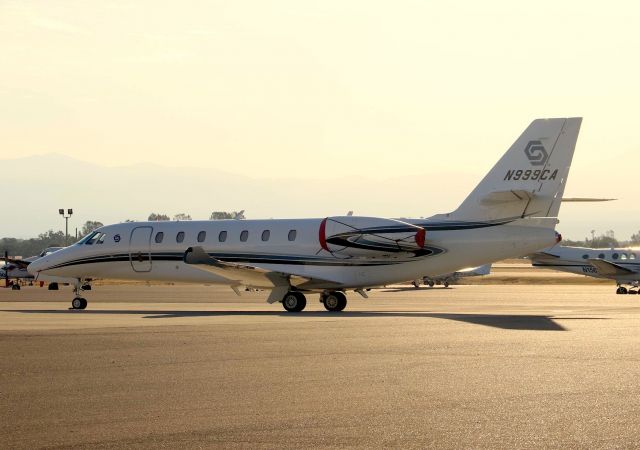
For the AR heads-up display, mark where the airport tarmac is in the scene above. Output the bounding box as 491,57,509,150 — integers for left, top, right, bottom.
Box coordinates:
2,283,640,448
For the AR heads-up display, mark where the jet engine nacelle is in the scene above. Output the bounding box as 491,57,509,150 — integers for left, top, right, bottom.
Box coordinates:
319,216,426,257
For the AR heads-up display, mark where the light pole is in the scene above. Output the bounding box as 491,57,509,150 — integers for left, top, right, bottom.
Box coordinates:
59,209,73,245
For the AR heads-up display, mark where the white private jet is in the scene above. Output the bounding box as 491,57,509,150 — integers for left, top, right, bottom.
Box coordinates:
412,264,492,288
28,117,582,311
529,245,640,294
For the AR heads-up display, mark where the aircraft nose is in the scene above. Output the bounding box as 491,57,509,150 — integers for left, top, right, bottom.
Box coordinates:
27,258,47,276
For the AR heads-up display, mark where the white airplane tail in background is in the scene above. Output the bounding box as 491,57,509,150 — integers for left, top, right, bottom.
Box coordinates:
447,117,582,225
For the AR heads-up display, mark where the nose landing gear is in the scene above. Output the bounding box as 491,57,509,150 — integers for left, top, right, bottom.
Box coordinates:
70,281,90,310
71,297,87,309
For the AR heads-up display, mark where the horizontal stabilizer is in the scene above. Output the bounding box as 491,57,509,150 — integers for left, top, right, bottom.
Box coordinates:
562,198,617,202
587,259,637,276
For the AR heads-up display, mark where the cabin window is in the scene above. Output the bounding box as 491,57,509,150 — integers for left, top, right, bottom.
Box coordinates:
155,232,164,243
176,231,185,243
598,253,605,259
240,230,249,242
218,231,227,242
613,253,619,260
97,234,106,245
631,254,637,260
261,230,270,241
197,231,206,242
288,229,297,241
621,253,628,260
582,254,589,259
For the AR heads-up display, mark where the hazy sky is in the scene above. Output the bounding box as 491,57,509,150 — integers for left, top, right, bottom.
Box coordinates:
2,1,639,239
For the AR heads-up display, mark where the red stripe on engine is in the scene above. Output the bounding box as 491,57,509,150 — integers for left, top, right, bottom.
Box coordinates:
319,218,329,251
415,227,426,248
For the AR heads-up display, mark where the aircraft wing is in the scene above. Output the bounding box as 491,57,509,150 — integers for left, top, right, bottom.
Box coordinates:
183,247,342,300
527,251,560,263
0,257,30,270
587,259,637,277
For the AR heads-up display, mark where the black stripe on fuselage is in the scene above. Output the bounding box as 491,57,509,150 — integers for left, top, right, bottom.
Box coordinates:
46,248,444,271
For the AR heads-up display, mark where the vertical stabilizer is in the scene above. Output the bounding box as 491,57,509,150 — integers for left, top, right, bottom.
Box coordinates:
449,118,582,224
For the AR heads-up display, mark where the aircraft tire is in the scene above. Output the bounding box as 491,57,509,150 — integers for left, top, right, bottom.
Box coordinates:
629,290,638,295
12,284,20,290
444,281,450,288
72,297,83,309
617,287,628,295
427,281,435,288
282,292,306,312
412,281,420,289
48,282,59,291
323,292,347,312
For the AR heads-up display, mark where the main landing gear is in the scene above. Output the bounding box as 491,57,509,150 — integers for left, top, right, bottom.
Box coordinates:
280,291,348,312
321,291,347,312
282,291,307,312
70,282,90,310
616,286,638,295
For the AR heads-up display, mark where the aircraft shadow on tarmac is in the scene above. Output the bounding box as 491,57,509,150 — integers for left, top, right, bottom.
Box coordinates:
3,309,609,331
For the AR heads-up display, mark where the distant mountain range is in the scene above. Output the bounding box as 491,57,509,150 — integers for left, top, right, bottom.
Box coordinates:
1,153,473,238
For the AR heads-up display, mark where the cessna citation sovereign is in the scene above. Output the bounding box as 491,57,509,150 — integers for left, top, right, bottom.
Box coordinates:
29,117,582,311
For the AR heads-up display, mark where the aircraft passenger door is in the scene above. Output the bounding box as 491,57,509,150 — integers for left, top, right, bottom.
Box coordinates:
129,226,152,272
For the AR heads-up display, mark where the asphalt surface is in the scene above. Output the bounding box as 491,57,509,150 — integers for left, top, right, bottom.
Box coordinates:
2,283,640,448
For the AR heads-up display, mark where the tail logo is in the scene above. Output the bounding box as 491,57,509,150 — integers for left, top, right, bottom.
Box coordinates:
524,140,548,166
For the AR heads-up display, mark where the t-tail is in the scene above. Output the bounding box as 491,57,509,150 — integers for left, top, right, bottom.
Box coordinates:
445,117,582,227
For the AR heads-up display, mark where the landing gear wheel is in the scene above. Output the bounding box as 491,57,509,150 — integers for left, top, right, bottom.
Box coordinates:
617,287,628,295
427,281,435,288
444,281,450,288
11,284,20,290
48,282,59,291
282,292,306,312
412,281,420,289
71,297,87,310
322,292,347,312
629,290,638,295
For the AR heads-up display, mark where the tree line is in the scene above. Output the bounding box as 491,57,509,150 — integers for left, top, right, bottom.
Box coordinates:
1,212,244,257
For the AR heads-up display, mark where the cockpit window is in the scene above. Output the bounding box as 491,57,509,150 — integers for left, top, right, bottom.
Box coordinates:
85,232,102,245
97,234,106,244
76,231,99,245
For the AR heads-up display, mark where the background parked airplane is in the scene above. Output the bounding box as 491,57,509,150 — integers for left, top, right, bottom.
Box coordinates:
529,245,640,294
28,118,582,311
412,264,492,288
2,247,67,290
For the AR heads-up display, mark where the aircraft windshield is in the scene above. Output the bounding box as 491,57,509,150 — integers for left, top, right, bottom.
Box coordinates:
75,231,99,245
